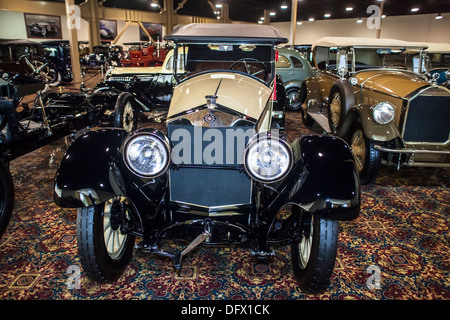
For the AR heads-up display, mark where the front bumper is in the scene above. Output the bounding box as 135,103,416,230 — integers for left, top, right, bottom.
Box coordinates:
374,145,450,167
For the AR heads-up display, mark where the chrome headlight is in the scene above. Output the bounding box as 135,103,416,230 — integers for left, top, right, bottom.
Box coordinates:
123,131,170,178
243,132,293,183
372,102,395,124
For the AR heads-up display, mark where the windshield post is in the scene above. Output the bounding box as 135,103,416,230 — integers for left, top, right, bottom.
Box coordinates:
419,48,428,74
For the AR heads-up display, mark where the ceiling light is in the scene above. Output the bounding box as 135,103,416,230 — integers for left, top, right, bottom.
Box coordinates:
324,13,331,18
260,17,265,20
357,18,363,23
215,4,222,8
435,13,443,19
411,8,419,12
382,15,386,18
309,18,315,22
258,20,263,24
297,21,302,25
270,12,276,16
150,1,158,8
346,7,353,11
281,2,288,9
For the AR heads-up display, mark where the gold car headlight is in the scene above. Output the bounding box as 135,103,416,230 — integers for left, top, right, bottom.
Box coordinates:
372,102,395,125
123,131,171,178
243,132,293,183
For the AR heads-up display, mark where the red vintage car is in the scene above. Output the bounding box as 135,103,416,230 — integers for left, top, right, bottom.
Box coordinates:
120,42,167,67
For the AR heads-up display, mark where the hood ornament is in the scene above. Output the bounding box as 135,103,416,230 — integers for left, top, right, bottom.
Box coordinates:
204,95,218,124
205,95,218,109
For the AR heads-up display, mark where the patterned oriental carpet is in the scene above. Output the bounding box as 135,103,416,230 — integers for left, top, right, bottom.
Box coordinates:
0,82,448,301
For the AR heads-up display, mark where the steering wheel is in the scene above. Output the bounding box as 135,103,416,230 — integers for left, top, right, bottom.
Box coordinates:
230,58,268,80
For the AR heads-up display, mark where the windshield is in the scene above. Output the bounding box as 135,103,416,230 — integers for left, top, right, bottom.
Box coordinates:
428,53,450,69
354,48,421,71
174,42,274,84
316,46,423,73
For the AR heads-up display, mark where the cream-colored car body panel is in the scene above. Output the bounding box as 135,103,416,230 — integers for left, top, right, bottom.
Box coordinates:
168,71,273,122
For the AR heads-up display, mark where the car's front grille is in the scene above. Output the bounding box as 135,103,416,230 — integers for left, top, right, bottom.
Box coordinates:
169,167,251,208
108,76,132,82
107,75,154,82
403,93,450,143
167,123,253,209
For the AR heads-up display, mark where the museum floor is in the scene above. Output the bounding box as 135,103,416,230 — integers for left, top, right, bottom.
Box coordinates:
0,70,448,300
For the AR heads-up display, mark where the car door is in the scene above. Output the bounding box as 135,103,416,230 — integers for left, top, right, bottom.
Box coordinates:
314,46,339,105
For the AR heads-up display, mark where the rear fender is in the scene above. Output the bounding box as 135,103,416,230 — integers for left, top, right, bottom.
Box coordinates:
289,134,360,221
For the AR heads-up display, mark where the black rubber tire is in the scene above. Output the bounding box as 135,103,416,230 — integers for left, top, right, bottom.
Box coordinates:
0,159,14,239
348,122,382,185
113,92,137,133
291,211,339,293
77,200,135,282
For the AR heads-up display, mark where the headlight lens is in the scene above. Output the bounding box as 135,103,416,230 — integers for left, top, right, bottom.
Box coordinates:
124,132,170,178
372,102,395,124
243,132,293,183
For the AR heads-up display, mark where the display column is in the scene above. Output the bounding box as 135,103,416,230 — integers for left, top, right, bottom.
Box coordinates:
65,0,82,88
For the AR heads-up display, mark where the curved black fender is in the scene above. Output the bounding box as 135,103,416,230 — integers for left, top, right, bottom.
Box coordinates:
54,127,129,208
289,134,360,221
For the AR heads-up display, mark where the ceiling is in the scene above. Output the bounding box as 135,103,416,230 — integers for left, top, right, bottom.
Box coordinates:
66,0,450,23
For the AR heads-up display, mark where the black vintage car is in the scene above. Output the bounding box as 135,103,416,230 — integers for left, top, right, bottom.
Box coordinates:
81,45,123,70
41,40,74,83
0,71,139,239
54,24,360,293
0,39,60,86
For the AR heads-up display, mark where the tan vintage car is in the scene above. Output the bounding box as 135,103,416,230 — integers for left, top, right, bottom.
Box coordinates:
303,36,450,184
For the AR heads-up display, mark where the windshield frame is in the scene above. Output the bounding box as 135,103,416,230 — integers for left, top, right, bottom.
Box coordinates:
171,41,277,86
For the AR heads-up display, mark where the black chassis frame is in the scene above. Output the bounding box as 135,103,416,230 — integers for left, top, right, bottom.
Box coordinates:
0,71,140,163
54,24,360,270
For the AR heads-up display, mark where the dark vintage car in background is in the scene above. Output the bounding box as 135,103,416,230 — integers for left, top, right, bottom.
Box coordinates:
0,39,60,86
81,45,123,70
54,23,361,293
41,40,74,83
303,37,450,184
0,70,139,240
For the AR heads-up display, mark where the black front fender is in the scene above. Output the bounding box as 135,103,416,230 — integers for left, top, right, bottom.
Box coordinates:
54,127,129,207
289,134,360,221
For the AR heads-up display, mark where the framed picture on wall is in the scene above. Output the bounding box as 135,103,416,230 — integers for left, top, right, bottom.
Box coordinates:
139,23,162,42
100,20,117,41
24,13,62,39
